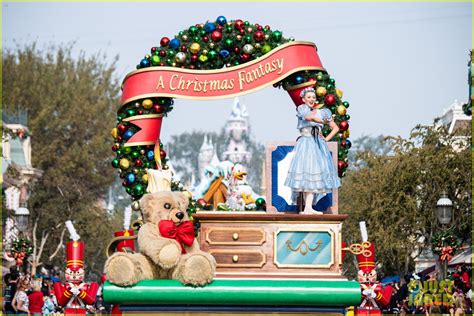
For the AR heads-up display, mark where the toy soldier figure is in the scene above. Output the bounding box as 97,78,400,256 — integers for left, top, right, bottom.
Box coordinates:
54,221,98,315
355,242,393,316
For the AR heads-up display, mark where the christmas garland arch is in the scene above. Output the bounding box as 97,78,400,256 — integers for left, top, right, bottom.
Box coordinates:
111,16,352,201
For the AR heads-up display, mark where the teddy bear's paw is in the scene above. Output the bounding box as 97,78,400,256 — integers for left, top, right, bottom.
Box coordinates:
179,254,215,287
104,253,141,286
157,243,181,269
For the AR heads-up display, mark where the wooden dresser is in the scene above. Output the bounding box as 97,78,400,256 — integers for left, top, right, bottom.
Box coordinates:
193,212,348,279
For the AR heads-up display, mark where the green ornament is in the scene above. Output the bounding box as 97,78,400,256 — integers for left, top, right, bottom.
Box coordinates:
244,21,250,26
217,204,227,211
255,197,266,209
198,55,208,63
131,151,140,159
226,25,233,33
343,101,350,108
111,158,119,168
117,115,123,122
272,30,282,42
133,184,144,196
326,84,333,90
144,161,150,168
193,36,200,42
345,114,351,120
189,25,198,35
233,61,240,66
126,187,132,194
261,44,271,54
224,38,234,47
199,29,207,37
123,146,132,154
208,50,218,60
167,50,175,57
151,55,161,66
329,78,336,84
159,98,166,105
116,149,122,155
127,109,136,117
244,35,252,43
178,31,184,36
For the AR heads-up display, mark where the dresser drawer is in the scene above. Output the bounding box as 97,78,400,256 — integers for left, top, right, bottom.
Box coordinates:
205,227,265,245
209,249,266,268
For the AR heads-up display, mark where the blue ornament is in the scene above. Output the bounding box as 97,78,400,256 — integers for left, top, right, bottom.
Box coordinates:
345,139,352,149
219,49,230,59
204,22,216,33
140,58,150,68
294,75,304,84
126,173,136,184
216,16,227,26
146,150,155,161
169,38,180,50
123,130,134,140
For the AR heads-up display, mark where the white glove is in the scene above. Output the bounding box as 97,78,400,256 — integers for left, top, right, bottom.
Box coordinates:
362,289,371,296
71,286,80,295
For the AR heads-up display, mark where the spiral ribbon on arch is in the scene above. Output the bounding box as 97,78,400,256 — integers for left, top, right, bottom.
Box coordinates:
121,41,325,149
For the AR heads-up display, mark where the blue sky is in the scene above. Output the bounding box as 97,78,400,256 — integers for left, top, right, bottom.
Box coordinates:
3,2,471,145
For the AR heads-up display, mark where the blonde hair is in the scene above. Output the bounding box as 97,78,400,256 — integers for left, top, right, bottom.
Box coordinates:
31,279,42,292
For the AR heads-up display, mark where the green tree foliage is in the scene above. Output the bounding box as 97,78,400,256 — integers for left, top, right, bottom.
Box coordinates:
340,124,471,279
3,43,121,276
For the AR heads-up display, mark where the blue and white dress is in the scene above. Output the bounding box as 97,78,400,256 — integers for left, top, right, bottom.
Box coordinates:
284,104,341,201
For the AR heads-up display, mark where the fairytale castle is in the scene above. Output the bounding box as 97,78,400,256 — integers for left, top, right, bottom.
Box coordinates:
197,97,252,178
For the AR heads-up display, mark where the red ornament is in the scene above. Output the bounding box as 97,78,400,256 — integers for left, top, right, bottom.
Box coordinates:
151,47,157,53
257,25,263,31
339,121,349,131
337,161,348,171
189,65,196,69
233,47,240,54
122,181,128,187
159,50,167,57
117,136,123,143
117,124,127,133
160,37,170,47
135,159,143,167
217,25,223,31
234,19,244,30
308,78,317,82
324,94,336,106
137,110,143,115
180,45,187,52
159,62,165,67
254,31,264,42
191,54,198,63
197,198,207,207
112,145,117,152
153,105,164,113
211,30,222,42
240,53,250,62
203,36,209,43
265,25,271,30
160,149,167,159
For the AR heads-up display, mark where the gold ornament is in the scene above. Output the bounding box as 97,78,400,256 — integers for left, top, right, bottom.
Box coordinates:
247,27,253,33
199,23,204,28
236,35,242,41
264,34,270,40
336,88,344,98
209,42,215,49
190,42,201,54
119,158,130,170
255,43,261,49
142,174,148,184
133,168,139,175
202,49,208,55
131,201,141,211
343,130,350,138
145,54,150,58
171,62,176,67
336,105,347,116
182,35,188,41
140,149,145,155
182,191,193,199
111,128,118,139
316,87,327,97
141,99,153,109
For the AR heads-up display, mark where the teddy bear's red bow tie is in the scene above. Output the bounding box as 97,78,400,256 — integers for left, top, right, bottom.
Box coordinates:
158,220,195,253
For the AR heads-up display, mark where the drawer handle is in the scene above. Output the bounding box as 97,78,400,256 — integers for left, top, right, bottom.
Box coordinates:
232,233,239,241
232,255,239,263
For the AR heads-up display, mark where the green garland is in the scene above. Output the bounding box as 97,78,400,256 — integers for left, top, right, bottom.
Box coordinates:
112,16,352,200
11,237,33,256
431,229,460,256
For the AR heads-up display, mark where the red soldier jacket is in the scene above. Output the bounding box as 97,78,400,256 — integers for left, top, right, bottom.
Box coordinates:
54,281,99,308
359,282,393,310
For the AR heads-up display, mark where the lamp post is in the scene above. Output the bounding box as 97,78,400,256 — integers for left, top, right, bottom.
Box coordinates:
436,192,453,279
14,205,30,233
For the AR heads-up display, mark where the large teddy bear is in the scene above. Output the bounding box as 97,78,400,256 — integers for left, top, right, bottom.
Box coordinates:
104,191,216,286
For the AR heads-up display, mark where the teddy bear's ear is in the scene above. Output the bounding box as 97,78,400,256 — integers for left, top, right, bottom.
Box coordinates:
173,192,189,210
139,193,160,221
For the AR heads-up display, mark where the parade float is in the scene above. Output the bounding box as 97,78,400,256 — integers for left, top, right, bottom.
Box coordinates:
103,16,366,315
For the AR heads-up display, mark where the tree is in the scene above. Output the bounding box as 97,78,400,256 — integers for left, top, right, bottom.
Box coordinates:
2,43,121,276
340,124,471,279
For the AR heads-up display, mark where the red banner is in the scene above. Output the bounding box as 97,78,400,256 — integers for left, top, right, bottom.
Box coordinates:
121,41,325,105
122,114,163,147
